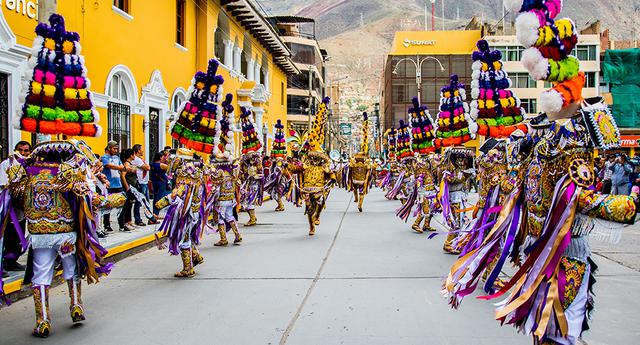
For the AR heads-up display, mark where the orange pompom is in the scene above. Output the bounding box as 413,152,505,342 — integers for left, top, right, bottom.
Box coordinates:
21,118,38,132
60,121,82,136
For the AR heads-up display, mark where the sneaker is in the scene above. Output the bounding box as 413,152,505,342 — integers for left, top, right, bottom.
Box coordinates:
135,221,146,227
105,227,115,233
119,225,133,232
97,231,107,238
147,219,159,225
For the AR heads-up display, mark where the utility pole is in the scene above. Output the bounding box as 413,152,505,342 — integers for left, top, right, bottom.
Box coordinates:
424,1,428,31
308,66,313,132
442,0,445,31
36,0,58,144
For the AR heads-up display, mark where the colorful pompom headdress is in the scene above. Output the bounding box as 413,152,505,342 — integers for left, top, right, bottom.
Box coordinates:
470,40,528,138
434,75,477,148
239,106,263,156
171,59,225,154
408,96,435,155
212,93,237,162
270,119,287,160
396,120,413,160
507,0,584,117
302,97,330,154
16,14,101,138
385,126,398,161
359,112,370,156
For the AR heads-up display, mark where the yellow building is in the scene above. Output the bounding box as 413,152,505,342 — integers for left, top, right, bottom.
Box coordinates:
0,0,298,161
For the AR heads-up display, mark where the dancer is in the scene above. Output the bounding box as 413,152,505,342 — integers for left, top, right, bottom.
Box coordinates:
238,106,264,227
265,120,291,212
299,98,335,236
160,58,229,277
210,94,242,246
348,113,374,212
4,14,111,337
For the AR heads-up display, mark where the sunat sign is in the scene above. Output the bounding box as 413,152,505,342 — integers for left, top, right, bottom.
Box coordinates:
2,0,38,20
403,38,436,48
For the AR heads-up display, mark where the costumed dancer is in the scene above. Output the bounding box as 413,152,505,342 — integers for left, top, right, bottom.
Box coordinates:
438,148,475,254
238,107,264,226
3,14,112,337
378,126,397,191
348,112,374,212
434,75,477,254
160,59,227,277
397,97,439,233
265,119,291,212
447,1,636,343
386,120,413,201
299,97,335,236
210,94,243,246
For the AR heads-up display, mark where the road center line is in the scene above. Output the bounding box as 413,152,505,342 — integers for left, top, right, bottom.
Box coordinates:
278,194,352,345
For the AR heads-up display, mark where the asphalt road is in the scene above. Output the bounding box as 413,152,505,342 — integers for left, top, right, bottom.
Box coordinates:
0,189,638,344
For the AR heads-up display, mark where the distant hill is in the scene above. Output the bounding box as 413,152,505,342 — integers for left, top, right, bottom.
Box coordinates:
259,0,638,101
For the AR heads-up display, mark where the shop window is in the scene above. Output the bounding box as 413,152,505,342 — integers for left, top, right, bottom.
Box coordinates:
176,0,186,47
113,0,130,13
521,98,538,114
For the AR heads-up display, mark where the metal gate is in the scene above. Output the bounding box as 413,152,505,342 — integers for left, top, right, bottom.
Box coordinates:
108,101,131,149
0,73,9,160
148,108,160,157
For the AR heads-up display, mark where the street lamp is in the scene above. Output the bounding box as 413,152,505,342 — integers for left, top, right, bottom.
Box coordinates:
392,55,445,104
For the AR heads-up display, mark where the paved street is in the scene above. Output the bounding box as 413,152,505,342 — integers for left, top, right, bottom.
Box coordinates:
1,189,639,344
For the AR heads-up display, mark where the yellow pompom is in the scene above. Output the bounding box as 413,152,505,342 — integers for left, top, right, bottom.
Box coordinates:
62,41,74,54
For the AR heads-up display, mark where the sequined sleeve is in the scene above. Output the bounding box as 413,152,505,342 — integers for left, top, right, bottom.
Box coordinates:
578,189,636,224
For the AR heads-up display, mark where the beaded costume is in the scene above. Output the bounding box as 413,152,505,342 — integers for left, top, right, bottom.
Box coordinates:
265,120,291,212
1,14,111,338
239,106,264,226
348,113,374,212
299,98,335,236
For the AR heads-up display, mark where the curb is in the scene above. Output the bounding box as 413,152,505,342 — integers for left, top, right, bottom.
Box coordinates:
4,233,159,304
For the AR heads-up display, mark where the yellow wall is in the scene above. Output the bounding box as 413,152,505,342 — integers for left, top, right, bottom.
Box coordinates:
3,0,289,155
390,31,482,56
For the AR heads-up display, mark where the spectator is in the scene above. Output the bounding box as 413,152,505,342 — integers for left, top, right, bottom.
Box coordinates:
0,141,31,274
120,149,140,231
610,154,633,195
150,152,171,218
101,141,132,232
131,144,158,226
600,155,615,194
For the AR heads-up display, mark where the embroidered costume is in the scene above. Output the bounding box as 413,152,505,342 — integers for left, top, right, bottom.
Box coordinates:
348,113,374,212
2,14,111,338
298,98,335,236
238,106,264,226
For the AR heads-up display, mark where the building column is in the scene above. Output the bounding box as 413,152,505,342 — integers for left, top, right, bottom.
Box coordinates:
224,39,234,67
247,58,255,80
253,107,265,134
254,63,261,84
233,47,242,73
264,70,270,90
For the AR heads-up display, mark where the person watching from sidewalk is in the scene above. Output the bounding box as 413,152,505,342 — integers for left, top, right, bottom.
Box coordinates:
150,152,171,219
131,144,158,226
121,149,141,231
610,154,633,195
0,141,31,275
101,141,131,232
601,154,615,194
